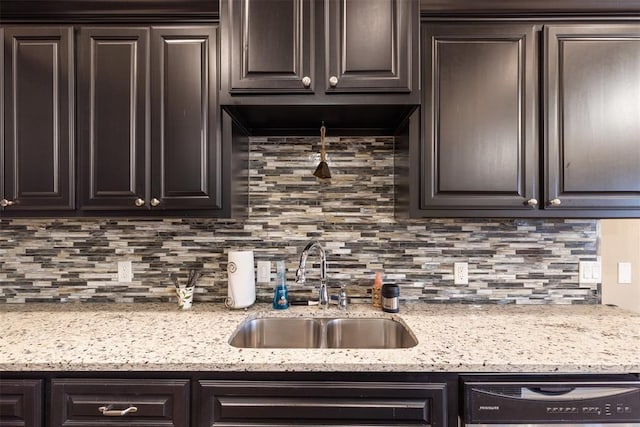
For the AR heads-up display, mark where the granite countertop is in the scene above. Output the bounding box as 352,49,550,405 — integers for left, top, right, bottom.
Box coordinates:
1,303,639,373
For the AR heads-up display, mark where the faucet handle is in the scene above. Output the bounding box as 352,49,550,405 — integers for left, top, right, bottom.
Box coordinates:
295,267,306,284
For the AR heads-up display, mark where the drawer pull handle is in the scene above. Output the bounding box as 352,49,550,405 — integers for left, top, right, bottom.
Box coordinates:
98,405,138,416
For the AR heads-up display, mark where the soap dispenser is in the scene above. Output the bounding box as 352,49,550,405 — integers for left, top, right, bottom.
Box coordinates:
272,260,289,310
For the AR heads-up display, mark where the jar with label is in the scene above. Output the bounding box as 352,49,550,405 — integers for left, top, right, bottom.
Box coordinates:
381,284,399,313
371,272,383,308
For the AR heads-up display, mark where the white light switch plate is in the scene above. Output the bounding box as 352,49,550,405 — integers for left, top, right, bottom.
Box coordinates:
579,261,601,284
618,262,632,284
257,260,271,283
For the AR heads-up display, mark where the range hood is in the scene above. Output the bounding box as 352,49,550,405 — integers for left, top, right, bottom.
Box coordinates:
222,104,418,136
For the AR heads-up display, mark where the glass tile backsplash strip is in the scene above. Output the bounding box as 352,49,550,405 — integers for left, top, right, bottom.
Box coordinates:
0,136,599,304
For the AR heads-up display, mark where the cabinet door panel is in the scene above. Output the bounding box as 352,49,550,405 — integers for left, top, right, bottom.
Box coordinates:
2,26,74,212
545,25,640,210
196,380,447,427
151,26,221,210
227,0,314,93
422,24,538,210
50,379,188,427
78,27,148,211
325,0,416,93
0,379,43,427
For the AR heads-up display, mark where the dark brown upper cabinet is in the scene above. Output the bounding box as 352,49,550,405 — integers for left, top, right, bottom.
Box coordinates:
225,0,315,94
220,0,419,100
1,26,75,214
77,27,148,212
78,25,227,215
150,26,223,212
544,24,640,213
325,0,414,93
412,23,538,217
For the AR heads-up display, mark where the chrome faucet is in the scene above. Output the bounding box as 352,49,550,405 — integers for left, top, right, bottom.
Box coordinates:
295,240,329,308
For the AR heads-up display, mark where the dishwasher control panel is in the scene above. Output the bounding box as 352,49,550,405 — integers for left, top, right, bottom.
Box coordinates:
464,381,640,424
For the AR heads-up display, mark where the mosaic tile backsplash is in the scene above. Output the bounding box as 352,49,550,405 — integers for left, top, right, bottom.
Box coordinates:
0,136,600,304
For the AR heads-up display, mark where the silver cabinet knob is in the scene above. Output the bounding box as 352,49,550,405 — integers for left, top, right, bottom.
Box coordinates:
329,76,338,87
150,198,160,207
527,198,538,207
302,76,311,88
549,198,562,206
134,198,145,207
0,199,15,207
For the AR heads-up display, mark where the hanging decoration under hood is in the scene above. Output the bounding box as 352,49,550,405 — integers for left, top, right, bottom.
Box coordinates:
313,122,331,179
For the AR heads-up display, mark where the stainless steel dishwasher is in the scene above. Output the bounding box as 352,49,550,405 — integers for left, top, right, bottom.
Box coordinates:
463,380,640,427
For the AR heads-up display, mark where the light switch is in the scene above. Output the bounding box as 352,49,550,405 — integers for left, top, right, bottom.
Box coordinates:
579,261,601,284
618,262,632,284
257,261,271,283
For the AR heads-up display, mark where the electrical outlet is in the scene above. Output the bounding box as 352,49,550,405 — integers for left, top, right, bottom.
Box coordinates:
618,262,632,284
257,260,271,283
454,262,468,285
579,261,601,284
117,260,133,283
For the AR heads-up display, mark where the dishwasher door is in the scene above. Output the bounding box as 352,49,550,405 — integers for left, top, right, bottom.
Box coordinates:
464,381,640,427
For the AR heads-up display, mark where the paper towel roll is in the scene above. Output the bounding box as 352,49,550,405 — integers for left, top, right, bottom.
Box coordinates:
226,250,256,309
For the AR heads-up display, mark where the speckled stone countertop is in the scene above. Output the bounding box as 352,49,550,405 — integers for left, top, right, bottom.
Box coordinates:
1,303,638,373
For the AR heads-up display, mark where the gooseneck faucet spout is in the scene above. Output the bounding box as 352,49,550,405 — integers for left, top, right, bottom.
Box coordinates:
295,240,329,308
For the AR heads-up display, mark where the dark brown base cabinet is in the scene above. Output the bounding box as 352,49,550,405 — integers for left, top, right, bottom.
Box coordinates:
0,379,43,427
196,380,448,427
50,379,189,427
0,376,451,427
404,21,640,218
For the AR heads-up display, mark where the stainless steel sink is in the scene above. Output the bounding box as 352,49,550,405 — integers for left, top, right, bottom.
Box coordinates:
229,316,417,349
228,318,322,348
325,318,417,349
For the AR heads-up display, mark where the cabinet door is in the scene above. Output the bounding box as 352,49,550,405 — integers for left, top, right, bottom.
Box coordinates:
2,26,74,212
325,0,417,93
150,26,221,211
77,27,149,211
420,24,538,213
0,379,43,427
50,378,189,427
545,25,640,211
196,380,447,427
225,0,315,93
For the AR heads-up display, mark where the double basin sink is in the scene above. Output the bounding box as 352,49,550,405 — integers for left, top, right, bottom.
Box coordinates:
229,316,418,349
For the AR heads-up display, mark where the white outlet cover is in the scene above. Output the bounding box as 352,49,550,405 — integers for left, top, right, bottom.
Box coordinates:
117,260,133,283
454,262,469,285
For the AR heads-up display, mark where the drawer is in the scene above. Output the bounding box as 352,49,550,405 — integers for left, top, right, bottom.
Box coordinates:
196,380,448,426
50,378,188,427
0,379,43,427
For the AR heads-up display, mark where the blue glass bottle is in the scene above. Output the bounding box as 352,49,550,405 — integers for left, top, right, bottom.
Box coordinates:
272,260,289,310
